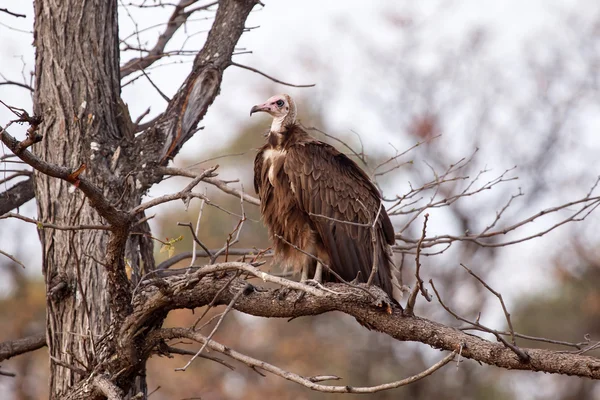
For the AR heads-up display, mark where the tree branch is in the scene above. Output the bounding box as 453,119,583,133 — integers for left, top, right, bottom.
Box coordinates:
1,212,110,231
135,0,259,170
158,166,260,205
130,269,600,380
0,8,26,18
0,178,34,214
120,0,214,78
0,127,130,227
0,333,46,362
231,62,316,88
155,328,456,393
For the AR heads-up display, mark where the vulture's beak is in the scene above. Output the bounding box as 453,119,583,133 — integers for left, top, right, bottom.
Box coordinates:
250,104,266,116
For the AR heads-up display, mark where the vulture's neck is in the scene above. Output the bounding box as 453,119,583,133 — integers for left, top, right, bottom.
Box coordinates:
267,122,303,148
270,116,286,134
268,112,296,147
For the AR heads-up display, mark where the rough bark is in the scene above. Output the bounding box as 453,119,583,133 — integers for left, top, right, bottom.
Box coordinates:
32,0,135,397
138,269,600,380
23,0,258,398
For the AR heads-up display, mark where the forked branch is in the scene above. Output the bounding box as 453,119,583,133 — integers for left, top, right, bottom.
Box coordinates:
155,328,456,393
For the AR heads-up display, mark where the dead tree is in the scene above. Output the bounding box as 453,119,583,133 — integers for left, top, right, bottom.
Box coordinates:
1,1,600,399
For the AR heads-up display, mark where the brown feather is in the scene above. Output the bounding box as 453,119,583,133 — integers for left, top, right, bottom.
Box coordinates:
254,124,398,301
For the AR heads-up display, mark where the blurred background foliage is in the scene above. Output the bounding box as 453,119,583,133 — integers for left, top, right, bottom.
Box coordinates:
1,1,600,399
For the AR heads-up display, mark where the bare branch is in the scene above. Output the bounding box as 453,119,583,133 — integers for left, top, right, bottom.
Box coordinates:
405,214,431,315
429,279,530,362
175,285,249,371
158,166,260,205
1,212,110,231
394,187,600,251
304,125,367,167
460,263,517,345
165,346,234,370
367,201,384,286
231,62,316,88
0,333,46,362
120,0,215,78
159,328,455,393
460,327,590,350
0,80,33,91
0,175,34,215
1,127,130,227
0,8,26,18
0,248,26,268
156,248,272,269
0,369,16,377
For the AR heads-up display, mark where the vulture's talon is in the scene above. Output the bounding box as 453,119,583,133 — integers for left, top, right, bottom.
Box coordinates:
277,287,291,300
277,287,306,302
301,279,321,287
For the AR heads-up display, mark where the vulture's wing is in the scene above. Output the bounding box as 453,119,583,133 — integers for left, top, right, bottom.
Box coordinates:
284,141,395,285
253,148,264,196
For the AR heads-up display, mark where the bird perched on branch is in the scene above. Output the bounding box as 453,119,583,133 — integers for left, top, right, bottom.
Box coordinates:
250,94,402,303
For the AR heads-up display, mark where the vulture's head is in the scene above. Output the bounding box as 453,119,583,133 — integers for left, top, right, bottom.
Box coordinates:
250,94,297,133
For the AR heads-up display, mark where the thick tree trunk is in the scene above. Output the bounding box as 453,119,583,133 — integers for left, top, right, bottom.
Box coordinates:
32,1,146,397
25,0,257,397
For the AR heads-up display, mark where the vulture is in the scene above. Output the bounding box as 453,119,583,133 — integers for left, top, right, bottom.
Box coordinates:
250,94,401,303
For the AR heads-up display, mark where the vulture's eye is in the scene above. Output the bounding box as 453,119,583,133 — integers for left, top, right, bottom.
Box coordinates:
275,100,285,107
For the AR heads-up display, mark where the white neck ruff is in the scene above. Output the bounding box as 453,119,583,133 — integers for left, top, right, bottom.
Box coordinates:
271,116,285,133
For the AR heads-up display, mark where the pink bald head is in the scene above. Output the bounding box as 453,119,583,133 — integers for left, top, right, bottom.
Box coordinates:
250,94,297,133
250,94,295,117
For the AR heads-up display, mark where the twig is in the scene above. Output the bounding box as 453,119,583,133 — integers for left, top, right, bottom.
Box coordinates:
158,166,260,206
0,80,33,92
209,187,247,263
156,248,273,269
375,135,441,172
366,201,384,286
49,355,87,376
460,327,590,350
304,126,367,167
189,192,207,267
0,369,16,377
192,272,240,329
138,68,170,102
1,212,110,230
231,62,316,88
162,328,456,393
132,192,208,214
0,8,26,18
178,221,212,263
460,263,516,345
185,151,246,168
429,279,530,362
405,214,431,315
165,346,234,370
175,285,249,371
0,249,26,268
